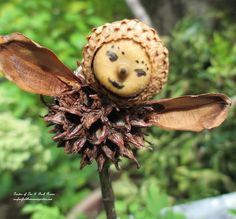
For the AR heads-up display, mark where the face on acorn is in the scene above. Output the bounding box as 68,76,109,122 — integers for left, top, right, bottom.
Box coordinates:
93,40,152,97
82,19,169,104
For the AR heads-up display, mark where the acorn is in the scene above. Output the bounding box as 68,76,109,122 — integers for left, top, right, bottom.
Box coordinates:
82,19,169,105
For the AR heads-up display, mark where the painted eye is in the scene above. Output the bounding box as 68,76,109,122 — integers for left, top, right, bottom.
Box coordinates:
106,50,118,62
135,69,146,77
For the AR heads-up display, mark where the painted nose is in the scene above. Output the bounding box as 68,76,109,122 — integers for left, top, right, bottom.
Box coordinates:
117,65,129,81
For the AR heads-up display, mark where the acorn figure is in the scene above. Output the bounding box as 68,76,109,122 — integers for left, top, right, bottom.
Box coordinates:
0,19,231,171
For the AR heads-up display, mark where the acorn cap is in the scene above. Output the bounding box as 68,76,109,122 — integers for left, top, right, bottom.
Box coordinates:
82,19,169,105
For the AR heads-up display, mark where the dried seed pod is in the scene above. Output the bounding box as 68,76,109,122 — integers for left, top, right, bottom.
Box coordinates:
82,19,169,105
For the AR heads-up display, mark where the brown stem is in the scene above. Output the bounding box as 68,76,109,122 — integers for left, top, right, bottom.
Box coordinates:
98,164,117,219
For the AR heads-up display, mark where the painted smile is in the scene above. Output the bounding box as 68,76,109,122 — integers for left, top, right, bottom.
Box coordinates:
108,78,124,89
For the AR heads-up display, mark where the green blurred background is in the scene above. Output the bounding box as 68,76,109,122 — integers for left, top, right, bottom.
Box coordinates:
0,0,235,218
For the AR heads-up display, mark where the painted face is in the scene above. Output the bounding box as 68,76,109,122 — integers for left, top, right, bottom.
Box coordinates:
93,39,152,97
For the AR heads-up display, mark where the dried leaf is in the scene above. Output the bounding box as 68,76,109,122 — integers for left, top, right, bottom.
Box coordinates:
0,33,80,96
145,93,231,132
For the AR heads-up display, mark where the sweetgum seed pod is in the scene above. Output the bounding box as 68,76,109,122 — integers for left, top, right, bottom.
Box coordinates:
82,19,169,105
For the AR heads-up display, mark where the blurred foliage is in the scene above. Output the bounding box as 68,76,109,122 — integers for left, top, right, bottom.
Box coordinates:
0,0,236,219
0,111,50,172
229,208,236,216
111,177,186,219
22,204,65,219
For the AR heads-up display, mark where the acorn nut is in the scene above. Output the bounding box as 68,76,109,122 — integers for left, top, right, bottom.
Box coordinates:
83,19,169,104
93,40,152,97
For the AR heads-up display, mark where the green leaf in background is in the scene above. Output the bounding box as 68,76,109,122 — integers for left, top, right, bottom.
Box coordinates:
22,204,65,219
228,208,236,216
137,180,186,218
142,181,168,217
0,112,50,172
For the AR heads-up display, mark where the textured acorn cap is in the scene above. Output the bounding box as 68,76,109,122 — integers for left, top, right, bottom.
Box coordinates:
82,19,169,105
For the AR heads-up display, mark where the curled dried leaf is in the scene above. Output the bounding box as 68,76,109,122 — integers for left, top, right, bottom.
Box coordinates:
0,33,80,96
144,93,231,132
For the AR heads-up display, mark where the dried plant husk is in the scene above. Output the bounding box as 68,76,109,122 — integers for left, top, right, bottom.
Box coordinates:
44,75,152,171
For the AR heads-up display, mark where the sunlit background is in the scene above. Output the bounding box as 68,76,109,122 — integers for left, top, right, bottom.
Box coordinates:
0,0,236,218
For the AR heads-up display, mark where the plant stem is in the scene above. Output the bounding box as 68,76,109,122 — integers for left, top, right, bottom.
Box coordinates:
98,164,117,219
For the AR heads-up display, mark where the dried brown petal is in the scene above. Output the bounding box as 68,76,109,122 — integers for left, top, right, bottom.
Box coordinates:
0,33,80,96
145,93,231,132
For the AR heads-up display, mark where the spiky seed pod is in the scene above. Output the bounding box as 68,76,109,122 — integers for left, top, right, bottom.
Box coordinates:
82,19,169,105
44,75,153,171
